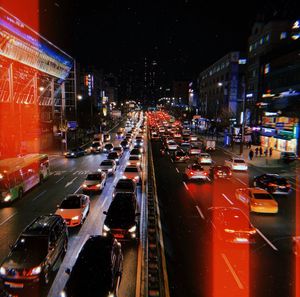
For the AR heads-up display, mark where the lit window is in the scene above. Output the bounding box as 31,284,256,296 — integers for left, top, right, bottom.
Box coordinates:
266,34,270,42
292,20,300,29
249,45,253,52
264,64,270,75
259,38,263,45
280,32,287,39
238,59,247,64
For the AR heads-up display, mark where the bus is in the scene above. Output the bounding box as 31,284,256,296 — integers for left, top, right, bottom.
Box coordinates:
0,154,50,204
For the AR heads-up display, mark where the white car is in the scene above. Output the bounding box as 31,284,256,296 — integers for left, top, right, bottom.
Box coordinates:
184,164,210,181
123,165,142,183
225,157,248,171
55,194,90,227
127,155,141,167
99,159,117,175
189,145,201,156
198,153,212,164
167,141,178,151
82,172,107,192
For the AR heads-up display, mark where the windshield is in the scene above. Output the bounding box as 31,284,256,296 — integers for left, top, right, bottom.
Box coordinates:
129,156,139,160
14,236,48,252
60,197,81,209
86,174,101,181
191,165,202,171
116,182,134,190
101,161,113,166
125,167,138,172
253,193,273,200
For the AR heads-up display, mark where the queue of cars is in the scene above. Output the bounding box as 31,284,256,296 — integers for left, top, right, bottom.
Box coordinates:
0,112,146,296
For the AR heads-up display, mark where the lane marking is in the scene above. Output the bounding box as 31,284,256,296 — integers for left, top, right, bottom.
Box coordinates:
255,228,278,251
222,193,234,205
33,190,47,201
183,181,189,191
74,185,82,194
195,205,205,220
235,177,247,186
65,177,78,188
221,253,244,289
55,176,65,184
175,167,179,173
0,212,17,226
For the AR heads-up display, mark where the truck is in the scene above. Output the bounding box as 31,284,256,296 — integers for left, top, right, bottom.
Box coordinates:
204,139,216,151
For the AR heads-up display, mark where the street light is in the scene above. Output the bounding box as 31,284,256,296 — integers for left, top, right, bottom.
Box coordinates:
77,95,83,100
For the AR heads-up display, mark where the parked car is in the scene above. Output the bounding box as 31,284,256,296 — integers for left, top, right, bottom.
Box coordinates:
225,157,248,171
189,145,201,156
103,194,139,241
64,147,85,158
0,215,68,290
206,207,256,244
235,187,278,214
82,172,107,193
253,174,291,194
56,194,90,227
61,235,122,297
99,160,117,175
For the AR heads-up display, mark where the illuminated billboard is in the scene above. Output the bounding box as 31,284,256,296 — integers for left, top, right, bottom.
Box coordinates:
0,6,73,79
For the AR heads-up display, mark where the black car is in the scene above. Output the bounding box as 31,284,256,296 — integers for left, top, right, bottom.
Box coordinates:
90,141,102,154
120,140,129,150
133,143,143,153
0,215,68,291
61,236,122,297
107,152,120,165
103,194,139,241
130,148,142,158
280,152,298,163
253,174,291,194
113,179,137,196
103,143,114,153
65,147,85,158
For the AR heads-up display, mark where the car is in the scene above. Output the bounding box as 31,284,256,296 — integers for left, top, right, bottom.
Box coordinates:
210,165,232,179
280,152,298,163
0,215,68,290
198,153,212,164
113,146,124,157
103,193,139,240
113,178,137,196
133,143,144,153
183,163,210,181
172,150,189,162
82,172,107,193
134,135,144,145
151,131,160,141
90,141,102,153
225,157,248,171
127,155,142,167
99,160,117,175
116,131,124,139
56,194,90,227
107,152,120,165
64,147,85,158
235,187,278,214
167,141,178,151
189,145,201,156
253,174,291,194
189,135,198,142
123,165,142,183
180,142,191,152
130,148,142,159
206,207,256,244
61,235,122,297
103,143,114,153
120,140,129,150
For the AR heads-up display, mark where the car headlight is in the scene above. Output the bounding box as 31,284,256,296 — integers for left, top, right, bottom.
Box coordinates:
0,267,6,276
31,265,42,275
60,290,67,297
4,194,11,202
97,168,102,172
71,153,75,156
122,175,126,178
137,162,140,166
72,216,79,221
96,183,101,188
134,175,139,180
127,161,131,165
103,224,110,231
128,225,137,233
224,228,235,233
116,159,119,162
82,184,87,188
108,168,112,172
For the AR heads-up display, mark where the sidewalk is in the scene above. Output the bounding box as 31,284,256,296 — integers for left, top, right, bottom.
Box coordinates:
197,132,294,169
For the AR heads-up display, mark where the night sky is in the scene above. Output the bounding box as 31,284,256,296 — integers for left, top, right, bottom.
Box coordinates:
29,0,300,81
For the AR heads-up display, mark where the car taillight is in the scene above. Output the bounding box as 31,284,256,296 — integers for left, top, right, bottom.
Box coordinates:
286,184,291,187
176,156,179,159
204,172,208,176
189,171,194,175
268,183,277,187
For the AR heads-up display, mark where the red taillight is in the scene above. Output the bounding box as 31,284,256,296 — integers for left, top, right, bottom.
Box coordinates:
204,172,208,176
286,184,291,187
190,171,194,175
268,183,277,187
176,156,179,159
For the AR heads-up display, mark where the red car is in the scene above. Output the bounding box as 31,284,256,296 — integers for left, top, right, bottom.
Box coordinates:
210,165,232,179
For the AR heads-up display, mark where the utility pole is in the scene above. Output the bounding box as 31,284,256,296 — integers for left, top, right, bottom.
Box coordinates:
239,77,246,155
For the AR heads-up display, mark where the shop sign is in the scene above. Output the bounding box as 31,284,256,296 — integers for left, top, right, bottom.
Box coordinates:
276,122,284,128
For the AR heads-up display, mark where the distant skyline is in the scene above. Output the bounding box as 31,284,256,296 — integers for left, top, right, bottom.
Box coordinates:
1,0,299,81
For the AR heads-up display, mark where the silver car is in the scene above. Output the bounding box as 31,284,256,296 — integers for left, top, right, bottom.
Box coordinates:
99,159,117,175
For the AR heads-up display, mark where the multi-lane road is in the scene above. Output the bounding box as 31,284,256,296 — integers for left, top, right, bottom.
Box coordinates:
151,139,299,297
0,123,145,297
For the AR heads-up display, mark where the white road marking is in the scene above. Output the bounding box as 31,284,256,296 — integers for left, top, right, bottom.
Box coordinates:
55,176,65,184
0,213,17,226
175,168,179,173
183,181,189,191
222,193,234,205
235,177,247,186
33,190,47,201
74,185,82,194
195,205,205,220
65,177,78,188
255,228,278,251
221,253,244,289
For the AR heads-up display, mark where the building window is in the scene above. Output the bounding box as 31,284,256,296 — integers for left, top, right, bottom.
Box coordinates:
264,64,270,75
280,32,287,39
249,45,253,52
259,38,264,45
266,34,270,42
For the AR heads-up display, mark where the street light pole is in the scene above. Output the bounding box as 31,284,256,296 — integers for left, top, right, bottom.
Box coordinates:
239,78,246,155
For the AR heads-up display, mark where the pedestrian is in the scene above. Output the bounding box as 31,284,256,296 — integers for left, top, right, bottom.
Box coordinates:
249,149,254,160
269,147,273,157
259,147,263,157
255,147,259,157
264,148,268,157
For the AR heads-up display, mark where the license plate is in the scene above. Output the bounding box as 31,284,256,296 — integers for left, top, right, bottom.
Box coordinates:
114,234,124,238
5,282,24,288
